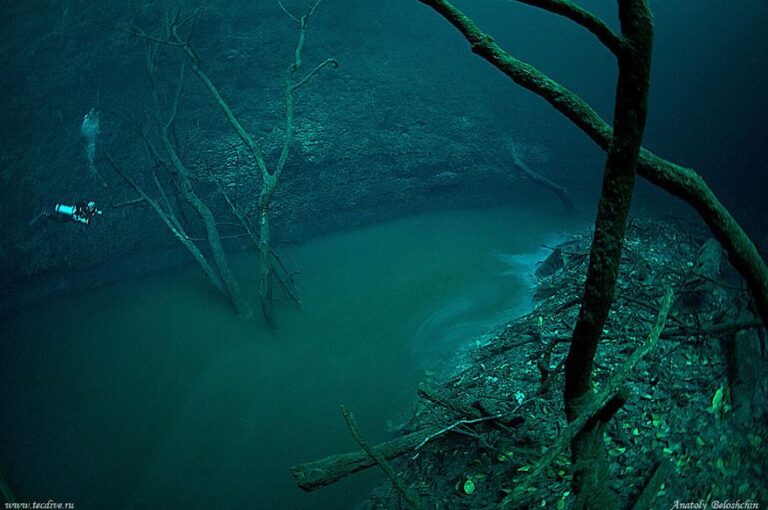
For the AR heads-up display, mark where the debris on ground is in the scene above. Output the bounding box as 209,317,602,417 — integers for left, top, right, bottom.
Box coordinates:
294,217,768,509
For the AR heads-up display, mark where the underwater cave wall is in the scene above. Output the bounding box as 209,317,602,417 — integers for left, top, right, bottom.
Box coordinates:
0,0,603,309
3,0,768,309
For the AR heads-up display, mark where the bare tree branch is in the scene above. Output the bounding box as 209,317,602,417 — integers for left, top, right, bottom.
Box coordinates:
509,142,575,214
293,58,339,91
123,2,336,326
105,152,227,296
417,0,768,327
513,0,624,55
341,406,424,510
278,1,301,23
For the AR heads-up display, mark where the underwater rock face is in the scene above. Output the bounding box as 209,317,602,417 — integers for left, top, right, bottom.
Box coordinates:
1,0,595,303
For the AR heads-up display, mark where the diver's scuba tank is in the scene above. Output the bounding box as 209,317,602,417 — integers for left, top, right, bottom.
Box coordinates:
54,204,76,218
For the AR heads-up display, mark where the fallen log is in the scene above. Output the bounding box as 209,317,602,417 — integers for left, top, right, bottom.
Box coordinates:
291,425,441,492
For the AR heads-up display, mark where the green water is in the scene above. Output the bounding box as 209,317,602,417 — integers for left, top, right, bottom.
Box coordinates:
0,206,568,509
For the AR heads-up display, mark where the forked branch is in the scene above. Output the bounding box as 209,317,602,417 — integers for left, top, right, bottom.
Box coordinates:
417,0,768,327
513,0,624,55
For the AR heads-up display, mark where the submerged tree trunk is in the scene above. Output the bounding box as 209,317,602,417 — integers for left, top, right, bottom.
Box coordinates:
258,200,275,329
563,1,653,506
115,29,254,319
160,134,253,319
125,3,337,329
107,153,229,300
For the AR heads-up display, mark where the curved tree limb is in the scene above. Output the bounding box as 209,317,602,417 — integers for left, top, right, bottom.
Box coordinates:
513,0,624,55
292,58,339,92
417,0,768,327
341,406,424,510
509,142,575,214
105,152,227,297
278,1,301,23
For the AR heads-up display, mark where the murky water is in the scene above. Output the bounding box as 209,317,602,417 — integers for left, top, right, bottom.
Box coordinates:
0,206,568,509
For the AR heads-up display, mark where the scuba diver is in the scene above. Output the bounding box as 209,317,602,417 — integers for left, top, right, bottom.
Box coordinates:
29,201,103,226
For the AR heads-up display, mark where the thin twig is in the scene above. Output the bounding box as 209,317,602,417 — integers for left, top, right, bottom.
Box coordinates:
112,197,146,208
278,0,301,23
512,0,624,55
341,406,424,510
415,398,531,451
292,58,339,91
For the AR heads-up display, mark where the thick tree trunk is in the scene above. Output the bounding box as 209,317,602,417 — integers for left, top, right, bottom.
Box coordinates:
257,173,279,328
725,314,765,428
637,151,768,326
563,2,654,507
